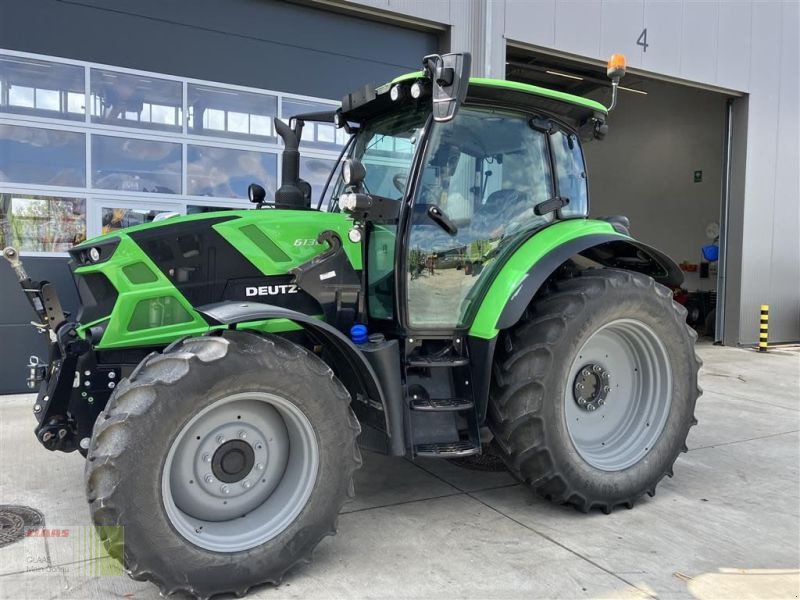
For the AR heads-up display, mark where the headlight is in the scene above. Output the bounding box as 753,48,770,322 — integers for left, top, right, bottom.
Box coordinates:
410,80,430,99
89,247,101,262
342,158,366,187
340,193,357,212
390,84,404,101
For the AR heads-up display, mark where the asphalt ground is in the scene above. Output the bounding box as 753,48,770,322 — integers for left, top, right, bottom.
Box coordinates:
1,342,798,599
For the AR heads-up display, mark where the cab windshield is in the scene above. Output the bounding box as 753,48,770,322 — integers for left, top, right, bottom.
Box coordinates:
330,105,429,210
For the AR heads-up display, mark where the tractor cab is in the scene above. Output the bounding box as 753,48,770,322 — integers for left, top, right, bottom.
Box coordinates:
292,53,617,456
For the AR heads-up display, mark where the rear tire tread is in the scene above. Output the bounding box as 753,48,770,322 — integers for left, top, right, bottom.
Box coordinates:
490,269,701,512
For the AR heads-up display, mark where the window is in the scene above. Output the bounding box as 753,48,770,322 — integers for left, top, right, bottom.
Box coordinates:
0,193,86,252
0,50,345,251
91,69,182,132
92,135,182,193
0,124,86,187
333,107,425,206
281,98,344,150
187,145,277,199
188,84,277,141
0,56,85,121
300,156,335,208
406,107,553,328
551,129,588,217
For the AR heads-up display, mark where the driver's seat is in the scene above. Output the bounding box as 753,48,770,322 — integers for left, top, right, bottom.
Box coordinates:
473,189,530,234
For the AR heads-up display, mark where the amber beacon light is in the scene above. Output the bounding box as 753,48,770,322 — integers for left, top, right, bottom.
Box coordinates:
606,53,627,112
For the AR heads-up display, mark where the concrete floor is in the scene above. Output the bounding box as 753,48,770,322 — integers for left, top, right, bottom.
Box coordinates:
0,342,798,599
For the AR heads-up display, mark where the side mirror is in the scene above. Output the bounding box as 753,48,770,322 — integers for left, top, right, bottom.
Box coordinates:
248,183,266,204
422,52,472,122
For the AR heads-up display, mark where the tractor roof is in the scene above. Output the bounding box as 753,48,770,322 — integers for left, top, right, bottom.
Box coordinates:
390,72,607,124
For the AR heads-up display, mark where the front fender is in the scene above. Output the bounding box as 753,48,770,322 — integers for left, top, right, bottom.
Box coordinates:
197,301,390,432
468,220,683,340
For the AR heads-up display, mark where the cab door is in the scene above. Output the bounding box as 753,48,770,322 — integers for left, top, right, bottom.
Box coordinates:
403,106,555,331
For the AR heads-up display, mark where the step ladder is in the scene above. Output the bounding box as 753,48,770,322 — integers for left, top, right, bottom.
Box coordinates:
404,337,481,458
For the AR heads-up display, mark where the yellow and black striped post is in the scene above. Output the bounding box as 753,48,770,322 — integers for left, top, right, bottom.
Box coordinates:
759,305,769,352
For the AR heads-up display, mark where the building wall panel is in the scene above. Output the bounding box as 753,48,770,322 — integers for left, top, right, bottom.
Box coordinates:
505,0,557,49
554,1,603,59
737,0,783,343
680,1,719,83
641,0,684,75
767,0,800,343
716,0,752,92
600,0,645,69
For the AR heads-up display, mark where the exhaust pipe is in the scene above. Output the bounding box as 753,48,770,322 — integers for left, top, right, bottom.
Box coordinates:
273,118,308,209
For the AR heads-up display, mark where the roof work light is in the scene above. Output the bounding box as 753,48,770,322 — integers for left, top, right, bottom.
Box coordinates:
606,53,627,112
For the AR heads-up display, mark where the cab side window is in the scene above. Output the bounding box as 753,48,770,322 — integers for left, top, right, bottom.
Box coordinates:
405,107,556,329
551,130,588,217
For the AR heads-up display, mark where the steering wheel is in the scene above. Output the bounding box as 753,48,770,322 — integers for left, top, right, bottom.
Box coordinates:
393,173,408,194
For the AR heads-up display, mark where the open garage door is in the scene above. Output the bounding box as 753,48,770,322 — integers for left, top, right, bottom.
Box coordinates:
506,46,744,344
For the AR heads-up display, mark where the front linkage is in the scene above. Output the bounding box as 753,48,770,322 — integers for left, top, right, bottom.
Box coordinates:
3,247,114,453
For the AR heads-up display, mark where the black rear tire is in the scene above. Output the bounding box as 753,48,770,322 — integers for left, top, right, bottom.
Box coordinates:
489,269,701,513
85,330,361,598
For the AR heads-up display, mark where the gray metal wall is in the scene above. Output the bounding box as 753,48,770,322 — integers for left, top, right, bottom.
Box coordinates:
0,0,439,99
346,0,800,344
0,0,439,393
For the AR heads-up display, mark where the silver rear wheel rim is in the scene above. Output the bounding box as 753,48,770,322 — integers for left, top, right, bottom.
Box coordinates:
564,318,672,472
162,391,319,552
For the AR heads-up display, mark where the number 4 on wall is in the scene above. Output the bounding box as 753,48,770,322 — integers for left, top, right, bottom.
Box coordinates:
637,28,649,52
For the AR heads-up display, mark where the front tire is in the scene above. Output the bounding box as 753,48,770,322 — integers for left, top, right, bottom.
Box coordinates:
489,269,701,513
85,331,361,597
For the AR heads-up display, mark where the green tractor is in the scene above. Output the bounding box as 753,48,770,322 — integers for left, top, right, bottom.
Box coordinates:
4,52,700,598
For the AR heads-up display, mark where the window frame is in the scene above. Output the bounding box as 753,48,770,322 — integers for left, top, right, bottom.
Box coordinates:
0,48,345,256
401,104,561,331
548,124,591,219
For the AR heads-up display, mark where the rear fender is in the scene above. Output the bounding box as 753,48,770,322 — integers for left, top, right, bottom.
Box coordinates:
496,236,684,331
468,226,683,423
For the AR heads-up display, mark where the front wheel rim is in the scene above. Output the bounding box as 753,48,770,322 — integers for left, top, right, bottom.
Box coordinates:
564,318,673,472
162,391,319,552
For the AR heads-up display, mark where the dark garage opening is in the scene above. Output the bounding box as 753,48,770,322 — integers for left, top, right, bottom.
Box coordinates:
505,46,743,343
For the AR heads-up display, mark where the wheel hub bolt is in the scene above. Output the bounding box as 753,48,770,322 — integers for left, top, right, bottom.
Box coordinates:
216,435,225,444
202,453,211,463
204,474,214,484
242,480,251,489
255,463,264,471
220,485,230,495
255,442,263,450
238,430,247,439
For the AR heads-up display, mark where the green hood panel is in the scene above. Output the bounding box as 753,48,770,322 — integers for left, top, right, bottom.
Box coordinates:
468,220,624,340
73,209,359,348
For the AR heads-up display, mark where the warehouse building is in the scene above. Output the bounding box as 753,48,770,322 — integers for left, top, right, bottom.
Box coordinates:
0,0,797,392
